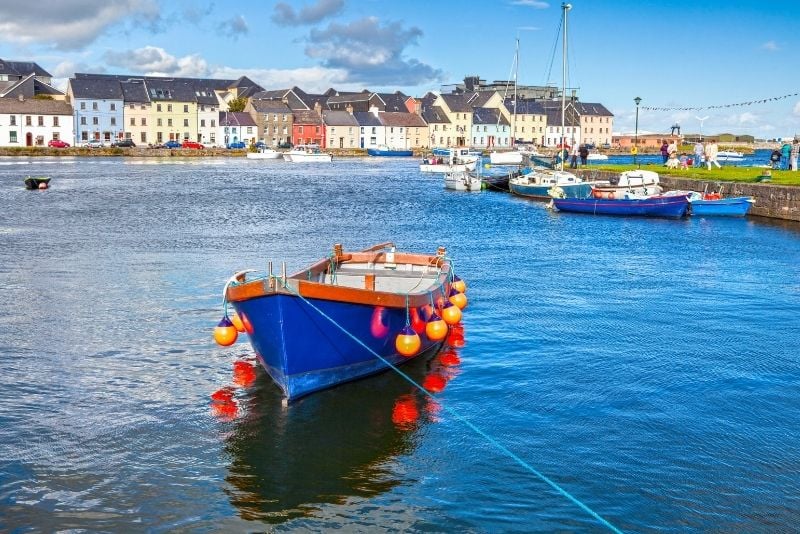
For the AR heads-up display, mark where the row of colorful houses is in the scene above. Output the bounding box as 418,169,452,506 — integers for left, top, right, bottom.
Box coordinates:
0,59,615,150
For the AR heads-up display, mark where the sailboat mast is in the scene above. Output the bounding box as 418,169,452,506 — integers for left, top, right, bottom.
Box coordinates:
513,37,518,148
560,3,570,171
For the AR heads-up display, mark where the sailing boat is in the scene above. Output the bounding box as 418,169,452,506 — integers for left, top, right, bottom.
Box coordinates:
489,38,524,166
509,3,592,199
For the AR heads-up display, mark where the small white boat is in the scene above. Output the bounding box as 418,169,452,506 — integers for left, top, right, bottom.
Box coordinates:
421,148,480,174
283,144,332,163
591,169,662,198
489,150,524,165
716,150,744,162
444,170,482,191
247,148,283,160
586,153,608,161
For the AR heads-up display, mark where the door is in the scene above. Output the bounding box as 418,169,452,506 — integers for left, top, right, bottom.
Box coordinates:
26,132,32,146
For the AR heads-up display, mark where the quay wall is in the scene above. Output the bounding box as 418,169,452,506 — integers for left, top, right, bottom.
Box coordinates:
575,169,800,222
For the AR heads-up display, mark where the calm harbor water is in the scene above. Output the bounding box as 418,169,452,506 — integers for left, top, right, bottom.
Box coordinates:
1,156,800,532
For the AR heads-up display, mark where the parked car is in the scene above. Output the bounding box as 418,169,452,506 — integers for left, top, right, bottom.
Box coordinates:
181,141,204,149
163,140,182,149
227,141,246,149
47,139,70,148
111,139,136,148
83,139,105,148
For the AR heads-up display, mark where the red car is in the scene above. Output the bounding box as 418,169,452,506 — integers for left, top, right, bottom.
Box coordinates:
48,139,70,148
181,141,204,149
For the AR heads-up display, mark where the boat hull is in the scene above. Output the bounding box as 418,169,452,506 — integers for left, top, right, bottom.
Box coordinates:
689,197,753,217
283,153,332,162
368,148,413,157
444,172,481,191
552,196,689,218
420,163,474,173
509,181,593,200
232,294,442,400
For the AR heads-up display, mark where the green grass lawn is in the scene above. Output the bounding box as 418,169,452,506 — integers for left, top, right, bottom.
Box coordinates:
592,164,800,187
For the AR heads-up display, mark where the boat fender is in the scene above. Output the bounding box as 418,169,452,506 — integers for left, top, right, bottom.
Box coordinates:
608,192,615,200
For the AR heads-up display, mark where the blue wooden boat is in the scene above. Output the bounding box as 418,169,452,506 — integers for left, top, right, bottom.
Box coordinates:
509,169,594,200
688,192,754,217
367,145,413,157
551,194,689,218
224,243,453,401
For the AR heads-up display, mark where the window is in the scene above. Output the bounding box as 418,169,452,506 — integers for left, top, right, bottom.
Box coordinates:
157,104,162,112
210,134,216,143
211,120,215,127
9,131,17,143
157,132,163,143
299,126,303,133
110,103,116,111
129,103,134,109
80,102,86,110
140,104,145,110
200,105,205,111
157,118,163,126
25,116,31,126
141,118,146,126
80,117,86,125
92,117,98,125
390,127,394,133
331,127,336,134
92,102,98,110
183,119,189,127
200,119,206,127
167,104,172,112
53,117,59,127
37,116,44,126
131,118,136,126
283,114,287,121
81,131,88,141
110,118,116,126
167,119,173,127
371,127,376,134
141,132,147,143
184,132,189,139
282,126,287,134
246,127,252,134
183,105,188,113
9,116,15,126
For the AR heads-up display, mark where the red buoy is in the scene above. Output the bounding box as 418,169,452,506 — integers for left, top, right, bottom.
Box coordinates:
409,307,426,335
370,306,390,338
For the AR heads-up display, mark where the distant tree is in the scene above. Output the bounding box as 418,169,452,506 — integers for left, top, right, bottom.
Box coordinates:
227,97,247,112
33,94,54,100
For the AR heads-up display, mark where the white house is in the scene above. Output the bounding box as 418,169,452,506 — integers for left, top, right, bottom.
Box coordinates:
0,96,74,147
218,111,257,147
353,109,385,149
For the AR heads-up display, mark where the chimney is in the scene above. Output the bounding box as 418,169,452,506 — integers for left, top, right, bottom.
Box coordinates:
346,104,353,114
18,94,24,102
313,101,321,113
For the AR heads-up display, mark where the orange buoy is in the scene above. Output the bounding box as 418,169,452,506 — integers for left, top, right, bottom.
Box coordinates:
448,288,468,310
441,302,462,325
395,325,421,357
230,310,245,333
370,306,390,338
425,312,448,341
239,311,254,335
214,316,238,346
451,275,466,294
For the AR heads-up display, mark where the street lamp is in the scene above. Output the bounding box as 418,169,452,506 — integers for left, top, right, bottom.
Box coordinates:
634,96,641,167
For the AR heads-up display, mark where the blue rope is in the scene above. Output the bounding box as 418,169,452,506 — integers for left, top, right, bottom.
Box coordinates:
274,276,622,533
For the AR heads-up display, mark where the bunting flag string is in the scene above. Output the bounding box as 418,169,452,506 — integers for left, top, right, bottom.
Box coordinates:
641,92,799,111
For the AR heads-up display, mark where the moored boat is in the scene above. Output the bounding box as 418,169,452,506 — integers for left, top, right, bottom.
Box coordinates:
688,191,754,216
444,170,482,191
716,150,744,162
489,150,524,165
221,243,462,401
246,148,283,160
420,147,480,173
509,168,593,199
551,192,689,218
283,144,332,163
367,145,413,157
591,169,662,198
24,176,50,190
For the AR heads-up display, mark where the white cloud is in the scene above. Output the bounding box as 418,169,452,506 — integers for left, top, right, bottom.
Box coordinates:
793,101,800,115
760,40,779,51
211,66,351,93
0,1,160,49
511,0,550,8
104,46,209,78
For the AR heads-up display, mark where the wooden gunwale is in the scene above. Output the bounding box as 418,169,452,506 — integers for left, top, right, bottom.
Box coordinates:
226,250,450,308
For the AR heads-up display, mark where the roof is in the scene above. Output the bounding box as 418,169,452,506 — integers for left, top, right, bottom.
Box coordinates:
505,98,546,115
328,91,373,104
69,77,124,100
352,111,382,127
219,111,257,127
377,92,410,112
466,91,494,107
379,112,427,128
293,109,323,125
421,105,451,124
541,101,581,127
440,94,472,113
251,99,292,113
0,59,52,78
472,107,509,126
574,102,613,117
322,110,359,126
0,98,73,115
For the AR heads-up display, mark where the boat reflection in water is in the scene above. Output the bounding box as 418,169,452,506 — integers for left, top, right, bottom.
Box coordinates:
219,339,464,525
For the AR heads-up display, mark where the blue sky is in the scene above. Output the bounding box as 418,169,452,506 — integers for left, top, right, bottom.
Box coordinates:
1,0,798,139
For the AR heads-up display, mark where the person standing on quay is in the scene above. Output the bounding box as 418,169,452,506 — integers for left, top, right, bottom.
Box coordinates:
660,141,669,163
791,138,799,172
781,141,792,170
579,144,589,166
705,140,721,169
570,144,579,169
694,140,705,168
667,140,678,160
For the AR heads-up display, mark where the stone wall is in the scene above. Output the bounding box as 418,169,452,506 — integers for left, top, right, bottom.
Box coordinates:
575,169,800,222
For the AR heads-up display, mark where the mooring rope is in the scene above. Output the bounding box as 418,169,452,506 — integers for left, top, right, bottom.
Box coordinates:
272,275,623,533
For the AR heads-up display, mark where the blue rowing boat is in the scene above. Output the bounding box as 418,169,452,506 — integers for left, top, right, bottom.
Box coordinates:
688,192,754,217
223,243,459,401
551,193,690,218
367,145,413,157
